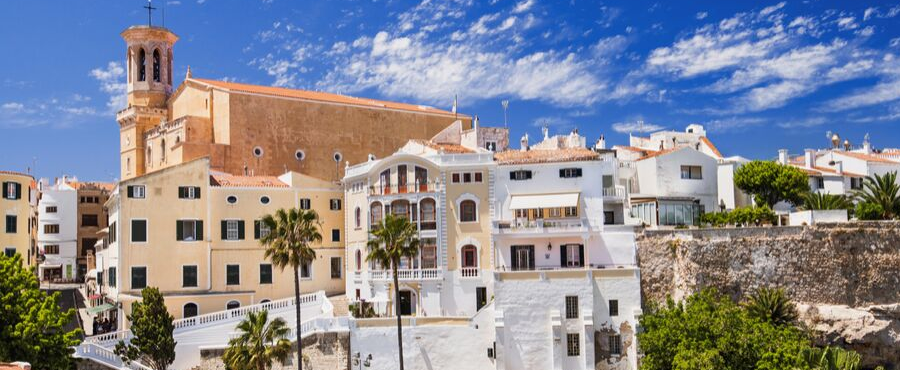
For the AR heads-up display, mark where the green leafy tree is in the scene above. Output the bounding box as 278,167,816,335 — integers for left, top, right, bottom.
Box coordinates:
727,205,777,226
734,161,810,207
115,287,176,370
366,214,420,370
801,346,861,370
854,202,884,220
260,208,322,370
223,310,292,370
852,171,900,220
638,288,811,370
745,287,798,326
0,254,81,370
802,192,852,211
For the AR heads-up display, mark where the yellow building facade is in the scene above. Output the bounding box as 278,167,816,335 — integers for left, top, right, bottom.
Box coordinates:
100,158,346,323
1,171,38,266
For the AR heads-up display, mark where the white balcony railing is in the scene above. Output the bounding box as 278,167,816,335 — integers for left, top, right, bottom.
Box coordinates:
368,268,442,281
494,218,591,234
602,185,626,198
460,267,480,278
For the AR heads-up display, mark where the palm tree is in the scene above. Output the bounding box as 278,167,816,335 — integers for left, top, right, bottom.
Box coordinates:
223,310,292,370
801,346,861,370
853,171,900,219
366,214,420,370
745,286,798,326
802,192,852,210
260,208,322,370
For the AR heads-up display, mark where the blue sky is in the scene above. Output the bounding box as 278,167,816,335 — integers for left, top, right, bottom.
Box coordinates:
1,0,899,181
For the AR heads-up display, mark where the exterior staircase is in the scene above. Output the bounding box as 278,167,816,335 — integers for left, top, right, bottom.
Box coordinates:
328,294,350,317
74,291,340,370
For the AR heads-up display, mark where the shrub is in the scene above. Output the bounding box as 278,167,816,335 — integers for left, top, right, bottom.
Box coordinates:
855,202,884,220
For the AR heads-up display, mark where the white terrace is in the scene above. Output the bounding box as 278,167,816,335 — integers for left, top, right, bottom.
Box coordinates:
74,291,344,370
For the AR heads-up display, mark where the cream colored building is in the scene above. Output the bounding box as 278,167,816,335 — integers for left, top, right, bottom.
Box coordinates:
98,158,346,326
1,171,38,267
344,122,506,317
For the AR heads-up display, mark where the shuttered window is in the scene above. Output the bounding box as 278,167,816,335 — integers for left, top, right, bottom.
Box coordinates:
177,186,201,199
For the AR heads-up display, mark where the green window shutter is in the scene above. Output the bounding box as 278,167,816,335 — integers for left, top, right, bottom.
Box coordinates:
194,187,201,199
127,185,134,198
254,220,260,240
14,183,21,199
237,220,245,240
1,182,7,198
178,187,185,199
196,220,203,241
221,221,227,240
176,221,183,241
559,244,567,267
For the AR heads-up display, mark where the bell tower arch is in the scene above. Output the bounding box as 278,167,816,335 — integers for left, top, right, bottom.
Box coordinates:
117,26,178,179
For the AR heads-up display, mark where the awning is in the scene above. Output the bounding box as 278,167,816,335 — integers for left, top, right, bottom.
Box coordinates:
509,193,579,210
87,303,115,314
39,264,62,269
88,294,102,300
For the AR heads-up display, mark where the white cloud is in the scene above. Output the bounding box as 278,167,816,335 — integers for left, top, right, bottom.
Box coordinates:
89,61,127,113
777,116,826,128
166,1,181,5
1,102,24,111
864,7,877,21
611,121,664,133
703,116,766,132
512,0,534,14
759,2,786,17
696,12,708,20
836,17,858,30
822,78,900,111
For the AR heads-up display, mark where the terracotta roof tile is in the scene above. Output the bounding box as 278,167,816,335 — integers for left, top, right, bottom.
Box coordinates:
192,78,461,117
811,166,865,177
636,148,679,161
412,140,474,154
209,173,288,188
836,151,899,164
699,136,723,158
494,148,600,165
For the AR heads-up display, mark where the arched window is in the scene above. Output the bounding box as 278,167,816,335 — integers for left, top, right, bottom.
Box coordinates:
226,301,240,310
391,200,409,218
127,52,133,83
419,198,436,230
260,299,271,304
460,200,477,222
354,207,361,228
461,245,478,268
183,303,198,318
160,139,166,162
370,202,383,224
167,48,173,84
355,250,362,270
138,49,147,82
152,49,161,82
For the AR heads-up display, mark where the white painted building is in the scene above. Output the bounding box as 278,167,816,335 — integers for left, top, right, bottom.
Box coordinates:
94,185,122,328
717,156,754,211
615,124,726,227
37,178,78,281
491,131,642,370
344,122,504,318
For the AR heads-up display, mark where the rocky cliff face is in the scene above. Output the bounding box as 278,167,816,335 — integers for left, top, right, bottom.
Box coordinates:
636,222,900,369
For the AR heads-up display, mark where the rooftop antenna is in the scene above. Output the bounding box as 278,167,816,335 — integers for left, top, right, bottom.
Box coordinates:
501,99,509,128
144,0,156,27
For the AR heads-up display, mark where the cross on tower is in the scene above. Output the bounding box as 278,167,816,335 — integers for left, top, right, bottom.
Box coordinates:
144,0,157,26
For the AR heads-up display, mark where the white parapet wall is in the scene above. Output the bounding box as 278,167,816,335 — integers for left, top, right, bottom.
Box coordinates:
350,306,497,370
789,210,849,226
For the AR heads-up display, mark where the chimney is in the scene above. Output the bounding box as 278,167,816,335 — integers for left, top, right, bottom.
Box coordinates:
595,135,607,150
473,115,479,130
778,149,788,165
520,133,529,152
804,149,815,168
863,133,872,154
542,126,549,140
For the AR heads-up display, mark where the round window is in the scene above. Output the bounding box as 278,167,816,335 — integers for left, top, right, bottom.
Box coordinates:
295,149,305,161
253,146,264,158
226,195,238,204
260,196,270,204
333,151,343,162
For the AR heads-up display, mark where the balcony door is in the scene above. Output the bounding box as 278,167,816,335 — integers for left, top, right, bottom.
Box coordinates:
415,166,428,191
560,244,584,268
510,245,535,271
397,165,408,193
399,290,413,316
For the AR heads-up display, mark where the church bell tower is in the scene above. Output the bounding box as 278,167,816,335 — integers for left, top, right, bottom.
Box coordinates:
117,25,178,180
